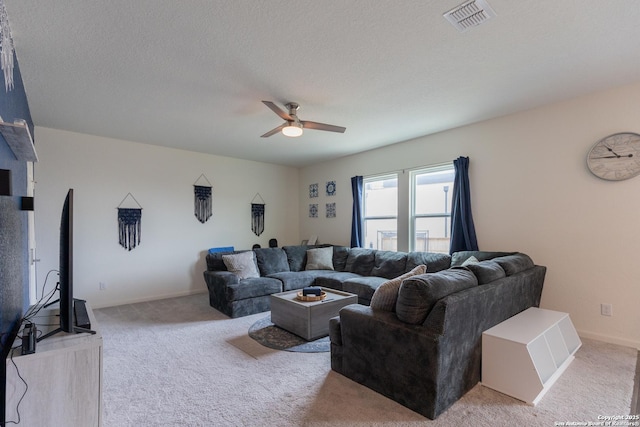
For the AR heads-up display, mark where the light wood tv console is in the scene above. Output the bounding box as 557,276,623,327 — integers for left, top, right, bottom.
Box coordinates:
5,302,102,427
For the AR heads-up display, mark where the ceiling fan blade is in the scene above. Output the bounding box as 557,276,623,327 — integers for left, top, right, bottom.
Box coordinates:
261,123,286,138
262,101,293,121
301,121,346,133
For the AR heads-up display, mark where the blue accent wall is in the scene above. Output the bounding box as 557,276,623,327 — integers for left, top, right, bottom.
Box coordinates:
0,51,34,425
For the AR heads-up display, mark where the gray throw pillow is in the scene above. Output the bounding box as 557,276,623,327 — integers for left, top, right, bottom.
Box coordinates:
222,251,260,279
305,247,334,270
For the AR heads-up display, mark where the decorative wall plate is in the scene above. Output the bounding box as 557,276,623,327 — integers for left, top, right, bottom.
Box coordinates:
326,202,336,218
309,183,318,198
326,181,336,196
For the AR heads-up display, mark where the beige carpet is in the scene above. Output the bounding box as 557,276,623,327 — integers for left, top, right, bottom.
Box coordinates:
95,294,637,426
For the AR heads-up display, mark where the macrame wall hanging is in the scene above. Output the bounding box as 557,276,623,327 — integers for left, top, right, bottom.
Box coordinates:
193,174,212,224
117,193,142,251
251,193,265,237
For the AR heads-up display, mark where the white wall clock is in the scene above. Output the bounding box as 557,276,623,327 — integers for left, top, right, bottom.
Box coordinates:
587,132,640,181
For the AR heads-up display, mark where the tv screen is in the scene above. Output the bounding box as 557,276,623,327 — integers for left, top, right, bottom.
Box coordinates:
59,188,74,333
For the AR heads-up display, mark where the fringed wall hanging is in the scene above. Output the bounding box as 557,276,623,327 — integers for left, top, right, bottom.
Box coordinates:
117,193,142,251
250,193,265,237
193,174,212,224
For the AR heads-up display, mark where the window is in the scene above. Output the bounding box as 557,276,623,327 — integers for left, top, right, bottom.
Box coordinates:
410,165,455,254
363,174,398,250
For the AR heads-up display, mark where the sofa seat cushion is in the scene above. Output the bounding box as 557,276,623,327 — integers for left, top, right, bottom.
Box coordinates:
342,276,388,302
314,272,363,291
345,248,376,276
492,253,535,276
254,247,290,276
267,270,342,291
465,260,506,284
226,277,283,301
371,250,407,279
396,268,478,325
370,264,427,311
406,251,452,273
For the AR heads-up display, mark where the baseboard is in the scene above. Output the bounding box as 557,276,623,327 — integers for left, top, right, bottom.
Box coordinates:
632,351,639,415
577,329,640,350
91,289,209,309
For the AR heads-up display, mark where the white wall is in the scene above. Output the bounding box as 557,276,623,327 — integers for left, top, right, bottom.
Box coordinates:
300,81,640,349
33,127,299,308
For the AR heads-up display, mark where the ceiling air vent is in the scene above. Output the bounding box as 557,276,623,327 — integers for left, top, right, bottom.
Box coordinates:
444,0,497,32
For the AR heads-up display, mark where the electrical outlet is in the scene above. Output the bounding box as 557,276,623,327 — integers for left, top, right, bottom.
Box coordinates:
600,303,612,317
99,282,107,291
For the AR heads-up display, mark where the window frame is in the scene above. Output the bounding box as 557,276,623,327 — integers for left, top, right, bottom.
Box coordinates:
363,173,399,250
409,163,455,252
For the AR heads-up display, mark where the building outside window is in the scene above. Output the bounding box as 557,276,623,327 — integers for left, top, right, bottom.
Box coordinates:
363,174,398,250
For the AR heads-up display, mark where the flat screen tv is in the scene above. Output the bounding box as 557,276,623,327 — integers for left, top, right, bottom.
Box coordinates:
38,189,94,341
59,188,74,332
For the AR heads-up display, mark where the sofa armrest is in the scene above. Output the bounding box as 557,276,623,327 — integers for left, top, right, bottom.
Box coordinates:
337,304,444,418
203,270,239,288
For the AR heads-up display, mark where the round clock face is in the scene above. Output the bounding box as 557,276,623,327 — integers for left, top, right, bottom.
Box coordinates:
587,132,640,181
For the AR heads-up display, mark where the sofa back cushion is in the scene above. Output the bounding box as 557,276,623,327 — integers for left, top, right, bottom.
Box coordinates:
345,248,376,276
406,252,452,273
370,264,426,311
492,253,534,276
253,248,290,276
206,250,242,271
450,250,516,267
370,251,407,279
282,245,311,272
396,268,478,325
332,246,350,272
465,260,506,285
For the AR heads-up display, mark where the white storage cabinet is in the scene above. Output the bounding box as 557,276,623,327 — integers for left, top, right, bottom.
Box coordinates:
482,307,581,405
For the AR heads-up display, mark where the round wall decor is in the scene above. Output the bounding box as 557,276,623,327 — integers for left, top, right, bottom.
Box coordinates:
587,132,640,181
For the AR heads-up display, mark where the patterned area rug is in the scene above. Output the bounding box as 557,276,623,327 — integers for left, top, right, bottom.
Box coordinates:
248,316,330,353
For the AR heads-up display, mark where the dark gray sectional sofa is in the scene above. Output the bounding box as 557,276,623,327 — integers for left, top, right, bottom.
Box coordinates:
329,251,546,419
203,244,451,318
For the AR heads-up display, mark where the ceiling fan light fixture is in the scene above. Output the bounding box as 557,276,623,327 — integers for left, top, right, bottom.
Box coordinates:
282,123,303,137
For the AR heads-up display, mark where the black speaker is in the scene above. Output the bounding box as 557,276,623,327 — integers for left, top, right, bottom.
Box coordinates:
0,169,11,196
21,196,34,211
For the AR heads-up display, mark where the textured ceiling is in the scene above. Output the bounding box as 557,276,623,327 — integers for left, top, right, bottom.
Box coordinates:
5,1,640,167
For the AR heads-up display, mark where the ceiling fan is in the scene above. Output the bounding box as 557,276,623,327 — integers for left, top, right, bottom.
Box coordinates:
260,101,346,138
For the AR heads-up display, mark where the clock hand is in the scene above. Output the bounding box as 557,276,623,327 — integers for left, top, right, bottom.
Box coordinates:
591,154,633,159
603,143,621,156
